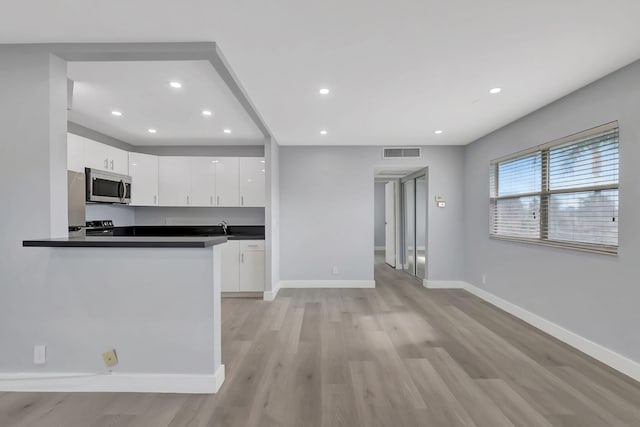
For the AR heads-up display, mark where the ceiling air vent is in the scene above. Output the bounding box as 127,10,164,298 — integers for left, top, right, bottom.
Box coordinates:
382,147,422,159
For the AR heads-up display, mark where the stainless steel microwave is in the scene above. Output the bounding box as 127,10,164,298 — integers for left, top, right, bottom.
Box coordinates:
85,168,132,204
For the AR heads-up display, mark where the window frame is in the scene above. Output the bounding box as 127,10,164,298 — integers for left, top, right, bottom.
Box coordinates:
489,121,619,255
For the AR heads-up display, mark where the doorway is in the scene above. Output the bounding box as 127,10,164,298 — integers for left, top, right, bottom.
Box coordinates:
401,170,427,279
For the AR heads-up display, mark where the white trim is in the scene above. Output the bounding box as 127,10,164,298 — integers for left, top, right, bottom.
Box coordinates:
263,281,281,301
463,282,640,383
374,246,385,251
0,365,226,394
423,280,466,289
279,280,375,289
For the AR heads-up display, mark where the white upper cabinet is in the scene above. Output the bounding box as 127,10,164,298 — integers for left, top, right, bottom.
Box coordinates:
83,137,129,175
67,133,129,175
67,133,85,173
190,157,216,207
214,157,240,207
158,157,191,206
129,152,159,206
239,157,266,207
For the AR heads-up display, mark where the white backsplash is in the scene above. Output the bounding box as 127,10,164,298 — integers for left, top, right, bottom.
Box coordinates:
134,207,265,226
85,204,136,226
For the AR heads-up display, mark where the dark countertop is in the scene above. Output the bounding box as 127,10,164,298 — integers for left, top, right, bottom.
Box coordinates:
113,225,265,240
23,236,228,248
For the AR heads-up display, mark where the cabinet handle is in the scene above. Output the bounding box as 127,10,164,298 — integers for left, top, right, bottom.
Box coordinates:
210,196,213,205
248,244,258,247
241,196,244,206
241,253,244,263
217,196,220,205
187,195,190,205
110,159,114,170
104,158,109,169
154,195,157,205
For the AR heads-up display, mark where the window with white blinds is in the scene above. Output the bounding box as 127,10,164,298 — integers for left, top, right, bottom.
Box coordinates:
489,122,619,254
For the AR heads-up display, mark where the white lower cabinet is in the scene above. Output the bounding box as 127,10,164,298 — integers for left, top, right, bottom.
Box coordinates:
221,241,240,292
221,240,264,293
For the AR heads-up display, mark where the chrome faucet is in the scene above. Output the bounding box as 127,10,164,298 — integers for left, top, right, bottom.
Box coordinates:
218,221,229,235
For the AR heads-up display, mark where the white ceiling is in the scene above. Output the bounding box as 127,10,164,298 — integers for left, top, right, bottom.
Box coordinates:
3,1,640,146
67,60,264,146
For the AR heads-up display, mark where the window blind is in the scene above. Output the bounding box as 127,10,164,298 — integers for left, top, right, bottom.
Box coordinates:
489,122,619,254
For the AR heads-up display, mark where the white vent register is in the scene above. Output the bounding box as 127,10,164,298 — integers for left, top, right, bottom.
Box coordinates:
383,147,422,159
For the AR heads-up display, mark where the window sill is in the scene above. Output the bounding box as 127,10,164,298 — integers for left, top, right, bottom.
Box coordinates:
489,235,618,256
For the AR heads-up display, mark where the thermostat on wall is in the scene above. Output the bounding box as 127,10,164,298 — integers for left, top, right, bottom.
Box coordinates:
435,195,446,208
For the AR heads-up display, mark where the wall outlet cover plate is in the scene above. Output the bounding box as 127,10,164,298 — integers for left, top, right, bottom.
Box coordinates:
102,349,119,367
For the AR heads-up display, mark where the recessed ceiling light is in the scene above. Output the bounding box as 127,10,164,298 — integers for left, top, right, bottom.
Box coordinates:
111,110,122,116
223,129,232,134
148,128,157,134
434,130,443,135
169,81,182,89
489,87,502,94
202,110,213,116
261,169,265,173
319,88,330,95
260,160,265,163
320,130,328,135
211,160,220,163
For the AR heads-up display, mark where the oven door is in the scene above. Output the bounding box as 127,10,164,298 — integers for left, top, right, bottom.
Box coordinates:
86,168,132,204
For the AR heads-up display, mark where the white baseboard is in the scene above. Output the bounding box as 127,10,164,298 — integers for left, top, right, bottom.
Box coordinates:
374,246,385,251
462,282,640,383
263,282,281,301
278,280,375,289
423,280,467,289
0,364,226,394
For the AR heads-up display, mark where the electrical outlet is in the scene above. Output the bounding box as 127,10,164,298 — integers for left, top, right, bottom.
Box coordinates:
481,274,487,285
102,349,119,367
33,345,46,365
332,265,339,275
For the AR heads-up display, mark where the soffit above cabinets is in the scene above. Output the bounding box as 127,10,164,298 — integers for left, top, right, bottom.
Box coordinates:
67,60,265,146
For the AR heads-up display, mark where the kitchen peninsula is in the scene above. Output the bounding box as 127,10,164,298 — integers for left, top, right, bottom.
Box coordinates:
20,235,228,394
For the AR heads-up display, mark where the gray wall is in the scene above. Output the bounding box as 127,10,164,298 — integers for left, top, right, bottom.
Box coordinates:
374,182,386,248
464,59,640,363
265,138,281,292
0,48,68,373
279,145,465,281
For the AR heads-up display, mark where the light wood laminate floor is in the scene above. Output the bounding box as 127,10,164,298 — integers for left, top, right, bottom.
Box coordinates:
2,254,640,426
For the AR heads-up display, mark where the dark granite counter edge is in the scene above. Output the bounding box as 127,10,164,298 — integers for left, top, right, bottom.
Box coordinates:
112,225,265,240
23,236,228,248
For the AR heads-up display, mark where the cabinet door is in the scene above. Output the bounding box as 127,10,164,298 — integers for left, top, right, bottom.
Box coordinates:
239,246,265,292
239,157,265,207
221,241,240,292
214,157,239,206
129,152,159,206
83,138,111,171
158,157,191,206
190,157,216,207
67,133,85,172
107,146,129,175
